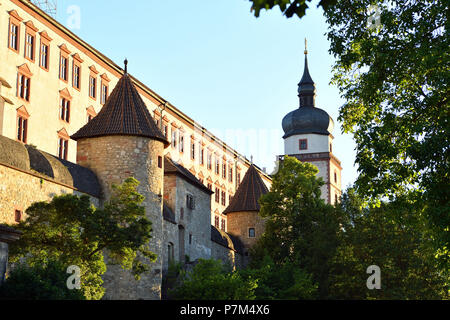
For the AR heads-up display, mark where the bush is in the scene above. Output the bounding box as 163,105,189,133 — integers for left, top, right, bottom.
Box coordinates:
0,260,85,300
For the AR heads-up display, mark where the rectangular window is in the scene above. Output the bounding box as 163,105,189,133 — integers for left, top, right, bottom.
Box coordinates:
207,152,212,170
89,76,96,99
207,183,212,190
73,64,81,89
215,158,220,175
158,156,163,168
237,172,241,185
229,167,233,182
186,194,195,209
215,187,220,203
40,43,49,70
15,210,22,223
249,228,255,238
59,56,68,81
191,140,196,160
222,163,226,179
25,33,35,61
200,147,204,165
221,191,226,206
171,130,177,148
17,74,30,101
59,98,70,122
179,135,184,153
9,22,19,51
17,116,27,143
221,219,226,231
58,138,68,160
299,139,308,150
214,216,220,228
163,124,168,139
101,83,108,104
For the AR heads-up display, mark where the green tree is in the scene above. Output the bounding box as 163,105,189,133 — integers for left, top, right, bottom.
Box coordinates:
250,156,342,298
0,259,85,300
324,0,449,269
8,177,156,300
329,189,449,299
249,0,337,19
239,255,318,299
169,259,257,300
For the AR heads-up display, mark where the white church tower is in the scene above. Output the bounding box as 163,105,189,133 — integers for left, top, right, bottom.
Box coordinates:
281,42,342,204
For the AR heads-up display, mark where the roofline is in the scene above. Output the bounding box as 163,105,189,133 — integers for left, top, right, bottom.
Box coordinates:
164,171,214,195
15,0,272,183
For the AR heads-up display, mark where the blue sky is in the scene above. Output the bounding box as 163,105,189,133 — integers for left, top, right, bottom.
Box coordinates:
55,0,358,190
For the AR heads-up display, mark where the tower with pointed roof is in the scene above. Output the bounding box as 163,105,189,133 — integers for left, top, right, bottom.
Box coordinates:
281,43,342,204
72,60,169,300
223,164,269,264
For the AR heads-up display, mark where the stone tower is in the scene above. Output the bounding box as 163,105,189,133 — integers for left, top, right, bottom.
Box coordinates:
223,165,269,265
71,61,169,300
281,46,342,204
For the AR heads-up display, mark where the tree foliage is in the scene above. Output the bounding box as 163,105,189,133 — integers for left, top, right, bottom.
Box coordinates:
0,259,85,300
169,259,257,300
324,0,449,268
250,156,342,298
249,0,337,19
329,189,449,299
8,177,155,300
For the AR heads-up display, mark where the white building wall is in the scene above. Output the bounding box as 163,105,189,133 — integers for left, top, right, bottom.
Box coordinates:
284,133,332,155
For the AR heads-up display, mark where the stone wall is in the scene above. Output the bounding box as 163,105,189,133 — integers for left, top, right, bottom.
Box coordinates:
0,242,7,285
211,239,243,270
0,163,99,225
76,135,165,300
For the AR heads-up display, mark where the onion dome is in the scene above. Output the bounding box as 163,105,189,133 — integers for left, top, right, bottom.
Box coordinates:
223,165,269,214
282,44,334,139
71,59,169,146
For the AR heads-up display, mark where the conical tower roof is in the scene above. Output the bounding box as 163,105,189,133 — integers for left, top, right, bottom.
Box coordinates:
223,165,269,214
71,61,168,145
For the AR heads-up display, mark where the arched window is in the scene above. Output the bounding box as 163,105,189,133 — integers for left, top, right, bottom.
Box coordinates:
168,242,174,263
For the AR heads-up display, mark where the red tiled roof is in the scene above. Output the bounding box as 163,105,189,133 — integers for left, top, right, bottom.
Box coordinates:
223,165,269,214
71,73,168,145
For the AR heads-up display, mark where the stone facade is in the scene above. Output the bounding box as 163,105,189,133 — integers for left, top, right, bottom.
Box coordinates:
76,135,165,300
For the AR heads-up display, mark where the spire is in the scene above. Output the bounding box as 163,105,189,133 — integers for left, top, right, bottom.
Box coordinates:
124,58,128,74
298,38,316,108
71,63,169,146
223,165,269,215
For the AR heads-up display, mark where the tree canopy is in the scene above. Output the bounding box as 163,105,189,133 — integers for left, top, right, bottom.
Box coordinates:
8,178,155,300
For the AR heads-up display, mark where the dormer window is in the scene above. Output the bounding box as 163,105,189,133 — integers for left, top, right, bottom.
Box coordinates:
299,139,308,150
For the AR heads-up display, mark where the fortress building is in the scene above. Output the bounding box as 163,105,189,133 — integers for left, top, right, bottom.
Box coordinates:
0,0,342,299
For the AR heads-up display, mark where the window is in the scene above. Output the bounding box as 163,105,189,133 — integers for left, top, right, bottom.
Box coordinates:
40,43,49,69
100,74,110,105
72,54,83,90
190,139,195,160
168,243,174,263
229,167,233,182
59,56,68,81
17,73,31,102
17,116,27,143
221,191,226,206
158,156,163,168
39,31,52,71
9,22,19,51
171,129,177,148
207,183,212,190
200,147,204,165
222,162,226,179
100,83,108,104
299,139,308,150
86,106,96,123
221,219,226,231
214,216,219,228
330,143,333,153
8,10,23,52
15,210,22,223
186,194,195,209
58,137,68,160
207,152,212,170
189,234,192,245
334,171,337,183
249,228,255,238
215,158,220,175
25,33,35,61
215,187,220,203
59,98,70,122
180,207,184,220
179,134,184,153
229,194,232,203
89,76,96,99
237,172,241,185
